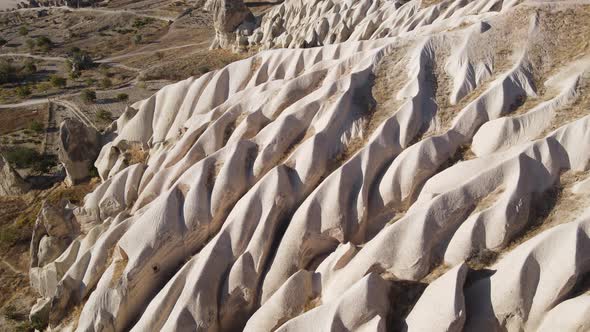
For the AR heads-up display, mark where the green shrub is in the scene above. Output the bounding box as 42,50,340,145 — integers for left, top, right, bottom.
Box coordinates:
132,17,154,29
81,89,96,103
68,48,94,71
23,60,36,75
88,166,99,178
28,120,44,133
33,154,57,173
37,82,52,94
116,93,128,102
50,75,67,88
15,85,31,98
3,146,38,168
133,34,142,45
96,109,112,122
18,26,28,36
35,36,52,52
0,37,6,46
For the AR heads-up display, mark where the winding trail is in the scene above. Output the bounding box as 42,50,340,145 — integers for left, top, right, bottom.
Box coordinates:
1,258,24,275
0,53,66,62
14,6,178,22
98,41,208,62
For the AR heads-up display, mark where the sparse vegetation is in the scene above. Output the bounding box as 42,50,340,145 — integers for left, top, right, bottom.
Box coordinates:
35,36,52,52
23,60,36,75
81,89,97,103
96,109,112,122
67,48,95,72
50,75,67,88
124,145,149,165
116,93,129,102
100,77,112,89
15,85,31,98
0,60,18,84
2,146,55,172
133,34,143,45
69,70,81,79
25,39,35,51
28,120,44,133
18,26,28,36
132,17,155,29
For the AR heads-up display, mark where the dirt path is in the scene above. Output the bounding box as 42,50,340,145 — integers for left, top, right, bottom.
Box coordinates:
52,99,98,130
0,97,51,108
98,41,209,62
1,258,25,275
0,53,66,62
14,6,178,22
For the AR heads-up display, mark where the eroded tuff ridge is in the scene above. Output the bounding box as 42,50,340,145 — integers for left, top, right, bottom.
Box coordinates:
29,0,590,331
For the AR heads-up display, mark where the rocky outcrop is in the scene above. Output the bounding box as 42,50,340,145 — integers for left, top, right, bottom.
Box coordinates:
0,155,29,196
29,1,590,331
28,200,80,327
208,0,255,50
30,200,79,269
57,119,101,187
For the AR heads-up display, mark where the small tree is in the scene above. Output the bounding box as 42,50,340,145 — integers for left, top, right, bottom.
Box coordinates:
16,85,31,98
0,37,7,46
68,49,94,72
116,93,129,102
19,26,28,36
133,34,142,45
50,75,67,88
81,89,96,103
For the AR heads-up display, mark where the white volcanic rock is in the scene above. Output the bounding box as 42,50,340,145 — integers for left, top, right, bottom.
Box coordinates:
29,1,590,331
208,0,256,49
0,154,29,196
404,263,468,332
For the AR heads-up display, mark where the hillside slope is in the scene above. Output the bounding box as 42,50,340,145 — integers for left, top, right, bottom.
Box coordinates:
29,0,590,331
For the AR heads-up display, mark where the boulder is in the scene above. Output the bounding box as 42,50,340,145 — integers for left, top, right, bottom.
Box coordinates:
0,154,30,196
57,119,101,186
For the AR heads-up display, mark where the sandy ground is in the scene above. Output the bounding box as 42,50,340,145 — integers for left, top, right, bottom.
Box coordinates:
0,0,21,11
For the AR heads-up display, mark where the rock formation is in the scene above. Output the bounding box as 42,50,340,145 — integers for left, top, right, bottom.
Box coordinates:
208,0,256,50
57,119,101,187
29,200,80,326
30,0,590,331
0,155,29,196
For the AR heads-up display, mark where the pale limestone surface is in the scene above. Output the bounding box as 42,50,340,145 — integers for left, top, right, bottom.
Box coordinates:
32,0,590,331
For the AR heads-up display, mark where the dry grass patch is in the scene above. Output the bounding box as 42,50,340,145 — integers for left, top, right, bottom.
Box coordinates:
124,145,149,165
